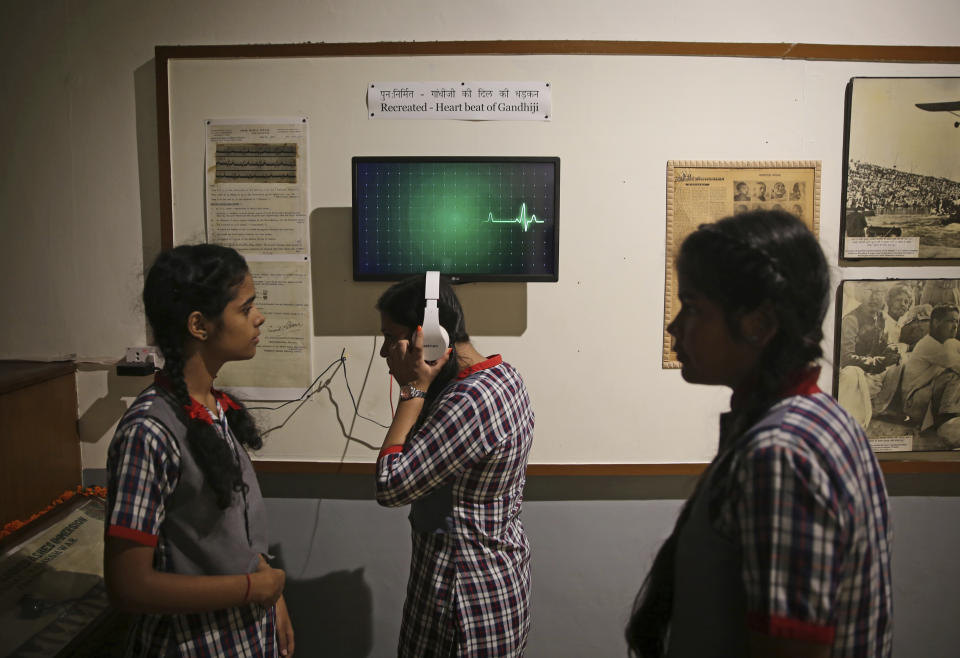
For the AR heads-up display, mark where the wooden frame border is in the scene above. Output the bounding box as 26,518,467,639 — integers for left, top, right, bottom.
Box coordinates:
157,40,960,475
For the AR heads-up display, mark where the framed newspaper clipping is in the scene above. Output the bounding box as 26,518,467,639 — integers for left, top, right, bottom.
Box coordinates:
835,278,960,452
841,77,960,259
663,160,820,368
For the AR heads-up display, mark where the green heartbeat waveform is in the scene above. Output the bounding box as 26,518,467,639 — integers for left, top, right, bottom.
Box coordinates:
483,203,545,232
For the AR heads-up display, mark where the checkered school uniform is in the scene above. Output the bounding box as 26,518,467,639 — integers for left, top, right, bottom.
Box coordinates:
377,355,535,657
671,369,893,657
106,385,277,658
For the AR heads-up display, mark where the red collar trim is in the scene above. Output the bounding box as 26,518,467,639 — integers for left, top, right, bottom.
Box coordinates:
731,366,821,410
746,612,835,645
154,372,239,424
457,355,502,379
212,388,242,412
184,397,215,424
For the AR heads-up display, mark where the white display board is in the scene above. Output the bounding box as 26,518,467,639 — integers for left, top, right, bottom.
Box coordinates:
162,43,960,465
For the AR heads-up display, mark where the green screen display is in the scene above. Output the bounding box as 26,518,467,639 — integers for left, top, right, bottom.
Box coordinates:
353,157,559,281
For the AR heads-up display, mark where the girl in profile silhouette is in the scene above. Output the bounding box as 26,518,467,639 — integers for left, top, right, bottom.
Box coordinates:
627,211,892,658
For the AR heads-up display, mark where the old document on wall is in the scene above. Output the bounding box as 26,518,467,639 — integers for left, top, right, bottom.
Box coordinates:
663,160,821,367
205,119,308,254
216,259,312,399
205,119,311,397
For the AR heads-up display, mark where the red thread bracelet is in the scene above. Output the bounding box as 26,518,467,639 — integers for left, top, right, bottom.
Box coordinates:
243,573,252,604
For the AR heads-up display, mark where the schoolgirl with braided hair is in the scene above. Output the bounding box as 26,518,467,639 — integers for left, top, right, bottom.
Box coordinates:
105,244,294,657
626,211,892,657
374,274,535,656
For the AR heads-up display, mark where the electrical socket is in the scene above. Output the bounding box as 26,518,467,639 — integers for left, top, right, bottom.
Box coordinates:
125,346,164,368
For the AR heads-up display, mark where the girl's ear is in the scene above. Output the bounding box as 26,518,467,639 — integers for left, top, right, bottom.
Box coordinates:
187,311,209,341
739,302,778,349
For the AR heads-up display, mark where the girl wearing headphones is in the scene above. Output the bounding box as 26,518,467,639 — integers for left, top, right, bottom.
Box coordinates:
627,211,892,657
104,244,294,657
375,274,535,657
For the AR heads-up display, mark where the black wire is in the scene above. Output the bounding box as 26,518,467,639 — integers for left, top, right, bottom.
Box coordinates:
255,346,390,439
258,352,346,436
260,392,322,438
246,356,345,411
341,355,389,429
336,336,390,462
323,386,381,451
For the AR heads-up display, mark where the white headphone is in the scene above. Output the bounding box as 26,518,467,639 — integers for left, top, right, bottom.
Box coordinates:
421,271,449,361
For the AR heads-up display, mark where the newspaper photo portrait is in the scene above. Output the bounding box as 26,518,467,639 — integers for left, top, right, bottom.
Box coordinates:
664,160,820,367
835,278,960,452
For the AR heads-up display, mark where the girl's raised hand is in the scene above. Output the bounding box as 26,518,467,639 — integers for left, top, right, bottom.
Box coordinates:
386,326,452,390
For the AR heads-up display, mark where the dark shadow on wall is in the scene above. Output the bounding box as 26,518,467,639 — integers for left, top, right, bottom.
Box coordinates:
271,544,374,657
309,207,528,337
257,472,376,500
309,206,395,336
77,364,153,446
134,59,162,339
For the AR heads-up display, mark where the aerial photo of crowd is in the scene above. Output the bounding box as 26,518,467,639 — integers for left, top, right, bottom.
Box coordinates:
846,161,960,216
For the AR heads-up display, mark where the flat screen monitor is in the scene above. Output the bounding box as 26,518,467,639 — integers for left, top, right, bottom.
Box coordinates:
352,156,559,282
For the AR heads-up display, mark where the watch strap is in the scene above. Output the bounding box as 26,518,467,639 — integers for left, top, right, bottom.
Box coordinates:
399,385,426,401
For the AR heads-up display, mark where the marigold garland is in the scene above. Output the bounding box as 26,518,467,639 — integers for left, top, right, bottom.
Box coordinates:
0,485,107,541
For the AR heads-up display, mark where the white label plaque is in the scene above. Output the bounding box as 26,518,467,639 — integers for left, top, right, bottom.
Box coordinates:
368,81,551,121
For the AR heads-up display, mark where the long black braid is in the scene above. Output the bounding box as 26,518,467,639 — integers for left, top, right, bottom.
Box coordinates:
144,244,263,510
626,210,830,657
375,274,470,429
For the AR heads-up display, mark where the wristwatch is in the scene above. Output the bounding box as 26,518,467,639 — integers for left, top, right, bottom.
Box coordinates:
399,384,426,401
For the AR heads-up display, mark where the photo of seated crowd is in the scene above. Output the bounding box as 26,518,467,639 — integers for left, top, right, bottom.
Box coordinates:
844,161,960,250
837,279,960,450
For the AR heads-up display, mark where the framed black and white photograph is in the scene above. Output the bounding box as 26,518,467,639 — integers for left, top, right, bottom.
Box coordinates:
841,77,960,259
835,279,960,452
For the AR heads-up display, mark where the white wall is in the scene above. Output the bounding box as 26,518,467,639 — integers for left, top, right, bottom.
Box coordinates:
3,0,959,356
164,52,960,464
